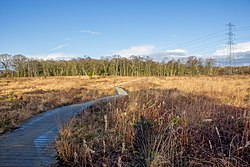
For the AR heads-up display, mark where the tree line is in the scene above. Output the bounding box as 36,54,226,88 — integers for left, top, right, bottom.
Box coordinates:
0,54,249,77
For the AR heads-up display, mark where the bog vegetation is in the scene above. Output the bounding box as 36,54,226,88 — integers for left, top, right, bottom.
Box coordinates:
0,76,137,133
0,54,250,78
55,76,250,166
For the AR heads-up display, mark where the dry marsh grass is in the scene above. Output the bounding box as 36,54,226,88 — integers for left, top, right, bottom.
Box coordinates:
122,76,250,107
0,76,142,133
0,75,249,166
55,75,250,166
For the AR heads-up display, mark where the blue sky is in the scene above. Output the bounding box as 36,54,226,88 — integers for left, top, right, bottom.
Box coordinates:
0,0,250,64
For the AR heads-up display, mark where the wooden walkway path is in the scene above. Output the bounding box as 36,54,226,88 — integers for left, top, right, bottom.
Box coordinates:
0,87,127,166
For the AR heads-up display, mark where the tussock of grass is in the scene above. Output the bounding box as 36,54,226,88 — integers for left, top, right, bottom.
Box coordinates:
55,104,134,166
56,89,250,166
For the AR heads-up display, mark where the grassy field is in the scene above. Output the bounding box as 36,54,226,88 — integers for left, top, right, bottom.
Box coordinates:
1,76,250,166
0,76,142,133
54,75,249,166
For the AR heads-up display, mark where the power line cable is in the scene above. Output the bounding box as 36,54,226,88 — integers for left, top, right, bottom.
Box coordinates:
166,28,225,49
235,28,250,32
163,24,249,63
168,34,225,49
186,39,225,52
168,33,225,49
236,25,250,29
166,25,249,51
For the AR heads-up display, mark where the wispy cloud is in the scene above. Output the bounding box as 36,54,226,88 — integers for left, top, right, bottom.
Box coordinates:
113,45,155,58
79,29,101,35
50,44,68,51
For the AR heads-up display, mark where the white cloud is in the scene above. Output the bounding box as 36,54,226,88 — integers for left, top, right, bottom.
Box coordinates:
79,29,101,35
50,44,68,51
30,53,80,60
214,41,250,56
45,53,79,60
113,45,155,57
235,42,250,52
166,48,187,54
148,48,188,61
111,46,188,61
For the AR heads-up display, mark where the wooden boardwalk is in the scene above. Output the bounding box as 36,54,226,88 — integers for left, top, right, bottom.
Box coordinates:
0,87,127,166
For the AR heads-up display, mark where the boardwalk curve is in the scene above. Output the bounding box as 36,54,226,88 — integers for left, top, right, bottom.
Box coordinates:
0,87,127,166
